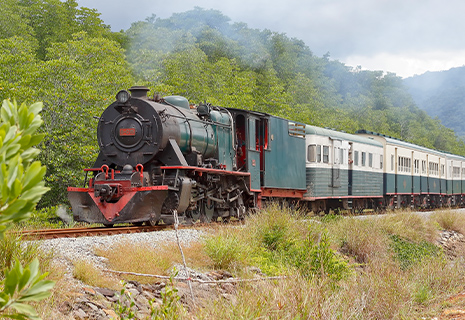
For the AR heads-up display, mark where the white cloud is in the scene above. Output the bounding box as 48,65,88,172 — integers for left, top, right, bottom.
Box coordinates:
345,50,465,78
76,0,465,77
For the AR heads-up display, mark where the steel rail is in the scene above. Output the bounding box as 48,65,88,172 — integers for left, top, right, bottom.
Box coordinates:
17,225,173,240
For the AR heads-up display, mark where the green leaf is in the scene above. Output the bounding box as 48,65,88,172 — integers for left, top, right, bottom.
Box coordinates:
9,302,38,317
28,102,43,116
22,162,46,191
28,134,45,147
19,281,54,301
3,264,19,296
17,135,31,149
1,200,28,219
17,268,31,293
20,149,40,162
10,179,22,200
18,185,49,203
26,259,39,284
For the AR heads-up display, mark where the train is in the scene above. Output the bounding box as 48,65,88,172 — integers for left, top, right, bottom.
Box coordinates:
67,86,465,225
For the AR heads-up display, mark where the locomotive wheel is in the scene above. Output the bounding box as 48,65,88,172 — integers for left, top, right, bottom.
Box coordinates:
200,202,217,223
188,210,202,223
146,219,159,226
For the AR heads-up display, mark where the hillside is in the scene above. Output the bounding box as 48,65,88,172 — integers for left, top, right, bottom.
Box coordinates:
404,66,465,139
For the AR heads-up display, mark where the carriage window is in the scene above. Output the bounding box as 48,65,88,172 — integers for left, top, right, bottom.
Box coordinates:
441,164,445,176
307,144,322,163
361,152,366,166
380,155,383,170
369,153,373,168
340,148,344,164
429,162,439,176
391,155,394,171
334,147,339,164
323,146,329,163
307,145,316,162
422,160,426,174
354,151,359,166
414,159,419,174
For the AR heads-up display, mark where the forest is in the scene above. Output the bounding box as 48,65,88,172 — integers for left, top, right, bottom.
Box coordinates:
1,0,465,208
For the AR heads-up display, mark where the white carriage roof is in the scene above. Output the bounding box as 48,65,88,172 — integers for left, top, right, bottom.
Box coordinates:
305,125,383,148
356,130,465,160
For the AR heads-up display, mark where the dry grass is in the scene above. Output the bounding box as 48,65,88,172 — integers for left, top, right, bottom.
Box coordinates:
72,259,120,289
380,210,439,242
95,240,212,283
432,209,465,234
327,217,389,264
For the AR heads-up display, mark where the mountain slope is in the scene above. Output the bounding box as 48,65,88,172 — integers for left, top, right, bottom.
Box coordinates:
404,66,465,138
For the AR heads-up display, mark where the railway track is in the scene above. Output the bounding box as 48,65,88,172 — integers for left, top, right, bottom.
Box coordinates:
18,225,174,240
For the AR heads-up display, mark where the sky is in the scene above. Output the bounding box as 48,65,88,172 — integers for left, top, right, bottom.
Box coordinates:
75,0,465,78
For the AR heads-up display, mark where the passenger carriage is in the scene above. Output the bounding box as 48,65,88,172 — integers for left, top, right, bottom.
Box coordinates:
304,126,383,213
356,130,451,208
445,153,465,206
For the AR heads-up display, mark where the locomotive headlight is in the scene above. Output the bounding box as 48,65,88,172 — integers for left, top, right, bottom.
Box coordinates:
116,90,131,103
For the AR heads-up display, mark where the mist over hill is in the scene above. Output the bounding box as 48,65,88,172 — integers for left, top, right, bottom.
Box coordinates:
404,67,465,139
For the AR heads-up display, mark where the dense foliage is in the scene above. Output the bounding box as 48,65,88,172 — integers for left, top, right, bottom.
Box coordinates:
1,2,464,207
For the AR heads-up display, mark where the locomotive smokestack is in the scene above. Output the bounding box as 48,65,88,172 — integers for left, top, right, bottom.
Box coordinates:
129,86,149,99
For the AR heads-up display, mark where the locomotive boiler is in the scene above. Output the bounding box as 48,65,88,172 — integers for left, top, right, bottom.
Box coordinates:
68,86,252,225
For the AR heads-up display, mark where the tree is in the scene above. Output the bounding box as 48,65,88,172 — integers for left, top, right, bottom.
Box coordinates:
16,0,117,59
0,0,35,42
35,32,134,206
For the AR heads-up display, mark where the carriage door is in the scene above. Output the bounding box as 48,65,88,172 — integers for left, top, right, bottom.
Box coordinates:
247,117,261,190
348,142,353,195
331,139,342,188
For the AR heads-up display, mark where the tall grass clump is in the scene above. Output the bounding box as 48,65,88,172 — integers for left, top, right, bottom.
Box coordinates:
327,216,389,264
203,204,352,282
432,209,465,234
203,228,248,270
191,209,465,320
73,259,120,289
380,211,438,243
0,233,43,278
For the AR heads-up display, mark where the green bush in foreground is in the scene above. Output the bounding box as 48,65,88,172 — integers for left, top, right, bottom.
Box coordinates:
0,99,53,320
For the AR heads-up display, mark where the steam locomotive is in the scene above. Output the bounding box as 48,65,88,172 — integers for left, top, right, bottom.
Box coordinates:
68,86,259,225
68,86,465,225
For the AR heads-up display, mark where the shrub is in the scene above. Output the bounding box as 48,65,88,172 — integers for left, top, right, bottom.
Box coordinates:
298,231,352,282
204,230,247,270
390,235,441,270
